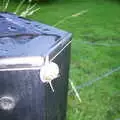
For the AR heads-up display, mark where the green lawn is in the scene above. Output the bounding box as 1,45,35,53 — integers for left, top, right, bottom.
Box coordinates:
0,0,120,120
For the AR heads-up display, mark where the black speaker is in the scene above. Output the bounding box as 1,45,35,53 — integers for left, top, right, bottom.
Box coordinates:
0,12,72,120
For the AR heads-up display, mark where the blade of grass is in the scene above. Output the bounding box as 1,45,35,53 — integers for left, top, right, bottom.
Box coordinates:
53,10,88,27
69,79,82,103
14,0,26,14
2,0,6,10
2,0,10,11
25,7,40,16
20,3,40,17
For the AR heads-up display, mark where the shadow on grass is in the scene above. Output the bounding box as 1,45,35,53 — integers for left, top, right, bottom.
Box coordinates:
80,35,120,42
106,94,120,120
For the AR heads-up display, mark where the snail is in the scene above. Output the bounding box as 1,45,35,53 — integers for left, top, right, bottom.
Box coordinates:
40,56,59,92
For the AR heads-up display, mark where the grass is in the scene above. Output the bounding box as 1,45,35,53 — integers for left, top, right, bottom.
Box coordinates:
0,0,120,120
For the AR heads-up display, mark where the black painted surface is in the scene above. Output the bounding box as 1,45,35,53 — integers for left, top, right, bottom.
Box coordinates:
0,13,72,120
0,70,45,120
0,12,71,58
44,45,71,120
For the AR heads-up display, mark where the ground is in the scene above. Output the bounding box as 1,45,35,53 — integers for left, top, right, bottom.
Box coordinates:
0,0,120,120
